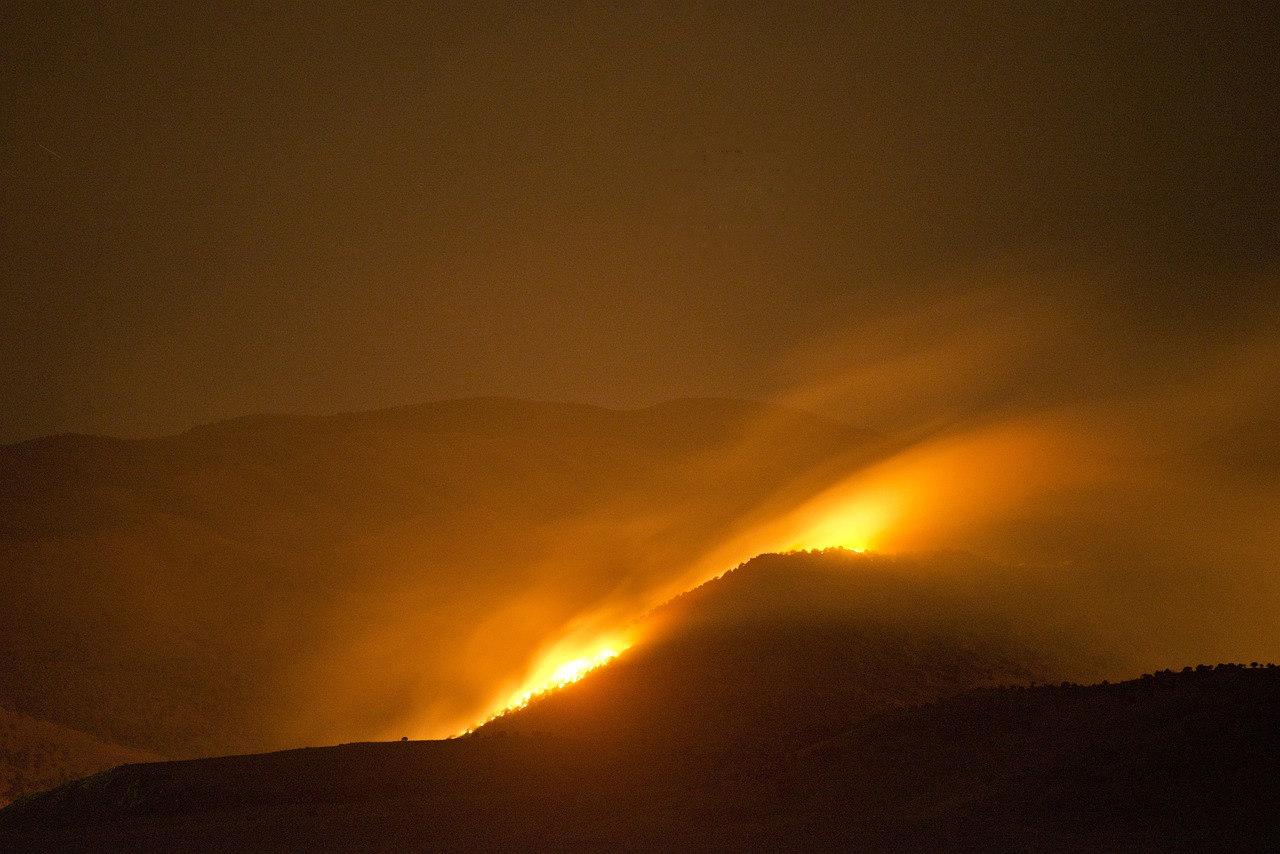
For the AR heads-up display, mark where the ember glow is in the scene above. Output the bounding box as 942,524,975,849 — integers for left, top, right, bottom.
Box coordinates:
549,650,621,686
467,645,627,732
0,4,1277,801
421,382,1279,743
781,487,897,554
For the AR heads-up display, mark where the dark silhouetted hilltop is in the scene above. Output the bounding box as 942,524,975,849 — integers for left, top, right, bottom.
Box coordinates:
3,657,1277,850
0,398,884,798
478,549,1116,757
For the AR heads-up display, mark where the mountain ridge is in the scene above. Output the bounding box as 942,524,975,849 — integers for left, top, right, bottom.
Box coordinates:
3,664,1275,851
0,397,888,798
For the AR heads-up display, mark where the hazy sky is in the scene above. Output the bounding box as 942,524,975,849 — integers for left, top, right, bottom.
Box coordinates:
4,1,1278,442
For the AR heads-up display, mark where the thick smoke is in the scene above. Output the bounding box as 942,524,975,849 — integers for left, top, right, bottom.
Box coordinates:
762,262,1280,670
351,265,1280,741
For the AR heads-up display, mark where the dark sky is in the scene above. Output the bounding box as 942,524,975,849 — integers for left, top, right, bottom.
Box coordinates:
4,1,1278,442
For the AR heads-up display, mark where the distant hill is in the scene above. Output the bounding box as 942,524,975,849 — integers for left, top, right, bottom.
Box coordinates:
479,550,1120,755
0,706,159,809
752,662,1280,852
0,397,885,797
6,397,1276,832
9,668,1272,850
2,568,1275,853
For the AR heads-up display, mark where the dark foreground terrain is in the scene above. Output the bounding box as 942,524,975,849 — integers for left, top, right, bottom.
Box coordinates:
4,547,1279,851
6,549,1278,850
3,664,1278,851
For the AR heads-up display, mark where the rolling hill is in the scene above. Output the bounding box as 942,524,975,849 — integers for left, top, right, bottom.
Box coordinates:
0,397,885,800
2,549,1276,851
476,549,1121,753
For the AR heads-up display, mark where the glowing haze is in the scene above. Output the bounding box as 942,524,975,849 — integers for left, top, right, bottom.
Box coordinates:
3,4,1276,442
1,3,1278,749
448,265,1280,736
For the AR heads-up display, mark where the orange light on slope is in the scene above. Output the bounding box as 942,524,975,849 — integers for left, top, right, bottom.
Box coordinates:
549,651,617,684
450,417,1120,739
466,645,627,732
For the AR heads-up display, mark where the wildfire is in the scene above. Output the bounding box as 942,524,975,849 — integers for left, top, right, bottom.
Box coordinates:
547,650,619,685
783,488,896,553
764,416,1115,557
465,645,626,733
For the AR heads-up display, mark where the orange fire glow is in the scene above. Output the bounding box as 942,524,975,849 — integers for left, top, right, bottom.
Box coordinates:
466,644,627,732
446,416,1128,740
768,416,1117,556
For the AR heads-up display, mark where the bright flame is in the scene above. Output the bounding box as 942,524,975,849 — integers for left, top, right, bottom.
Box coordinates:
444,417,1123,739
504,646,624,712
466,645,627,732
550,653,609,684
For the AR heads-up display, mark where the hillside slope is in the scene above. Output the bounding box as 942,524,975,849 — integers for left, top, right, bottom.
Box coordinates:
0,398,883,774
750,663,1280,852
0,548,1139,849
3,665,1276,850
480,549,1120,755
0,707,159,809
